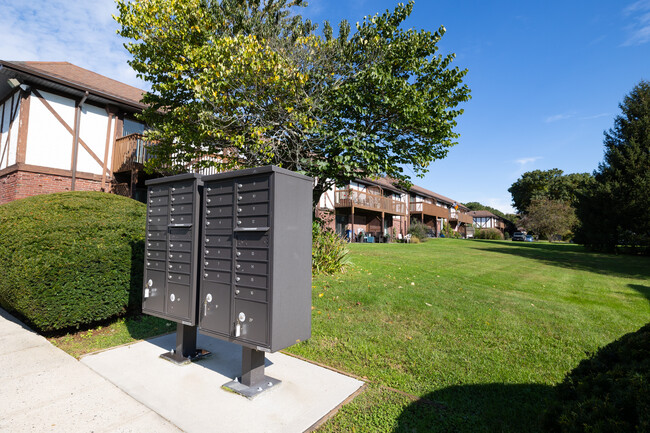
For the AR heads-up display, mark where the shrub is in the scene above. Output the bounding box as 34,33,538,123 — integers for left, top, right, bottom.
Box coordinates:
312,220,350,275
408,221,429,241
0,192,146,332
474,227,504,240
542,323,650,432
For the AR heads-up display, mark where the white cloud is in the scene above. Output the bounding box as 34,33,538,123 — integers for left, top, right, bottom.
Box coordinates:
0,0,146,90
485,197,515,215
544,113,574,123
514,156,542,166
580,113,610,120
622,0,650,46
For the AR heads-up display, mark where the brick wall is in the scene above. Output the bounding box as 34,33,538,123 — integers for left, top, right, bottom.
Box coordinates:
0,171,103,205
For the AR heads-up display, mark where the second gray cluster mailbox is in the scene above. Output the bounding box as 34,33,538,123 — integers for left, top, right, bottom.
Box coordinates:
143,166,312,396
198,166,312,352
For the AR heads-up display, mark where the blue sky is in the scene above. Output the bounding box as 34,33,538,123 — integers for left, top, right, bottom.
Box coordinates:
1,0,648,213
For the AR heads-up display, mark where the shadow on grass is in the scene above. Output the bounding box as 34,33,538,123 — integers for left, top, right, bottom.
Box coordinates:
470,240,650,280
628,284,650,304
395,383,553,433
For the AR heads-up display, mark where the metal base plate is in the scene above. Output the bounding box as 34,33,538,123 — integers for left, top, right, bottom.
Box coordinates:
222,375,282,399
159,349,211,366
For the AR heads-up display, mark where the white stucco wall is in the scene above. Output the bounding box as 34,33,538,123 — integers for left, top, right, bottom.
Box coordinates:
25,90,75,171
78,103,111,175
0,96,20,170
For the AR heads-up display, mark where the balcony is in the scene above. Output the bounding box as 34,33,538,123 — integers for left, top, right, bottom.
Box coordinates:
449,210,473,225
409,202,450,219
112,133,148,173
334,188,406,215
111,133,222,176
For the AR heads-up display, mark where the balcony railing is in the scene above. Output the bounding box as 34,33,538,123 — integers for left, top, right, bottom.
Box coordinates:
112,133,223,176
409,202,450,219
449,210,474,224
334,188,406,215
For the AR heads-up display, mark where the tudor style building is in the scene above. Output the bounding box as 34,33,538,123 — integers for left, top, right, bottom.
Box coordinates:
0,60,148,204
469,210,507,234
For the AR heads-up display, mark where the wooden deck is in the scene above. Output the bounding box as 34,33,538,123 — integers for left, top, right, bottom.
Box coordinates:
334,189,407,215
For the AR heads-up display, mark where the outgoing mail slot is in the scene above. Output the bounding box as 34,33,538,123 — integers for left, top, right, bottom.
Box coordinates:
236,261,268,275
236,203,269,216
235,233,269,248
205,194,234,206
237,189,269,204
204,270,231,284
169,227,192,241
236,216,269,228
235,248,268,261
237,176,269,192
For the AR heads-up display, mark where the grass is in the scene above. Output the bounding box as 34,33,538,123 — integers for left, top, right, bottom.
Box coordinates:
47,239,649,431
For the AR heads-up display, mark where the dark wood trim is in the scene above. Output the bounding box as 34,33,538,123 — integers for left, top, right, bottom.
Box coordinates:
70,102,80,190
0,88,21,109
101,112,113,191
0,162,103,182
31,88,104,168
1,94,20,168
15,90,30,164
116,114,124,138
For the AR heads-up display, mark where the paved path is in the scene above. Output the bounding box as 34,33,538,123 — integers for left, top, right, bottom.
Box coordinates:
0,308,182,433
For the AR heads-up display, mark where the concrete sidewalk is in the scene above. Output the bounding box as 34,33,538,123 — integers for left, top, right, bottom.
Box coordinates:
0,308,364,432
0,308,181,432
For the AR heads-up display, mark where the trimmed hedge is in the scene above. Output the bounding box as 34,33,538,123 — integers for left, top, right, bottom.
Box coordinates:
542,323,650,432
0,192,146,332
474,228,504,240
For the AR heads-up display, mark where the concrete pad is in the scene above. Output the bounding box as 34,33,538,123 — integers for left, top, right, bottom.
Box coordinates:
81,333,365,433
0,308,182,433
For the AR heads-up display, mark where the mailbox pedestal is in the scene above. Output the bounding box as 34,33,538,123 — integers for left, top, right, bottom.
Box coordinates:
159,323,210,365
223,347,281,398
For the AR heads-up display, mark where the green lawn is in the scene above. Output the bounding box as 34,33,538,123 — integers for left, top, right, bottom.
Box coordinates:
287,239,650,432
49,239,649,432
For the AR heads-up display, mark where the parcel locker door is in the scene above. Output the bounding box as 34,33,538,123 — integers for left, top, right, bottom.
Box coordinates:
166,283,190,320
200,282,231,336
143,269,166,314
234,299,268,346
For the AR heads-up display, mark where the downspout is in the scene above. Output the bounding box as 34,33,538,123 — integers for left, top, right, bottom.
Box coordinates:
71,91,89,191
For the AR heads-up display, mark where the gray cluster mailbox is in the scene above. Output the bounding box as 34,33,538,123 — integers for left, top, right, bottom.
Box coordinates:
143,166,312,396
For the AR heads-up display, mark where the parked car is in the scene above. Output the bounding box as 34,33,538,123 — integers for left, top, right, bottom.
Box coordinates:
512,232,526,241
525,235,534,242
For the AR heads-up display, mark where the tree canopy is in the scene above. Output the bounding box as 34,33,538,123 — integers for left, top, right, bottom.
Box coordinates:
575,81,650,253
508,169,593,214
522,198,576,242
115,0,471,203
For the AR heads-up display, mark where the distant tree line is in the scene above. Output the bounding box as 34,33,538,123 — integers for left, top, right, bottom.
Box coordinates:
508,81,650,253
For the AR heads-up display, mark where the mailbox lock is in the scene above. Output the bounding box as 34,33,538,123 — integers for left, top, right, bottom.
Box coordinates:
205,238,210,243
168,275,172,279
170,243,174,248
207,187,211,192
238,196,243,200
207,199,211,203
237,220,242,225
171,207,175,212
204,273,209,278
236,277,241,282
236,264,241,269
238,208,242,212
171,197,175,201
207,210,211,214
206,294,212,302
172,187,176,191
205,261,209,266
235,289,240,294
237,251,241,256
239,312,246,322
238,183,242,188
170,293,175,302
147,279,153,287
169,265,173,269
171,218,175,222
206,221,211,226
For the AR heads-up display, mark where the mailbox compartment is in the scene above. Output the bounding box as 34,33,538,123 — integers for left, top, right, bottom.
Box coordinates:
143,173,202,325
198,166,312,352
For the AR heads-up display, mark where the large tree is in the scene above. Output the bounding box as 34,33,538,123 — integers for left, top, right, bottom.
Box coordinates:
508,169,592,214
115,0,470,204
522,198,576,242
576,81,650,253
